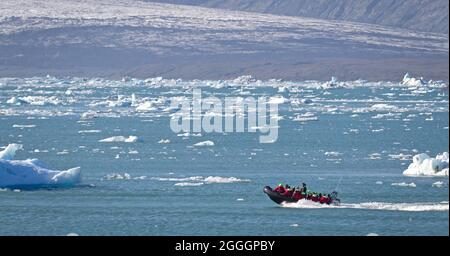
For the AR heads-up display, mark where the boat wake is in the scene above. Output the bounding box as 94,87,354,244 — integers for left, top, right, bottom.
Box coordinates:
281,199,449,212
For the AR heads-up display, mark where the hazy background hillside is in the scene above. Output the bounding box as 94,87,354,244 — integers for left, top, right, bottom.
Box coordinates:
0,0,448,81
147,0,449,34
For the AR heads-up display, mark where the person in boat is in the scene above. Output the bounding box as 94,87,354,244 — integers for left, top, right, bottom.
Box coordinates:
274,183,286,193
326,194,332,204
319,194,329,204
292,187,303,200
311,193,319,202
282,186,294,197
301,183,307,193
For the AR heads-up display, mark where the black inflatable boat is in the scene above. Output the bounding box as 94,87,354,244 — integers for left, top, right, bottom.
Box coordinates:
263,186,340,205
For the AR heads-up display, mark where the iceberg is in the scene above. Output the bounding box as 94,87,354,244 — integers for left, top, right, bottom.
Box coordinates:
403,152,449,177
0,144,81,188
401,73,426,87
135,101,156,112
193,140,215,147
99,136,139,143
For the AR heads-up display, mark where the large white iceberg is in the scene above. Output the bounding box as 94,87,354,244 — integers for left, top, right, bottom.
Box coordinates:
0,144,81,188
403,152,449,177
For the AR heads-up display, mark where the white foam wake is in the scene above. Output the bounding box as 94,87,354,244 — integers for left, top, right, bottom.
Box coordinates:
281,199,449,212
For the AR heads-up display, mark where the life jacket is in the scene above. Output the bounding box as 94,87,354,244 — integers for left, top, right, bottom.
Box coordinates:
292,191,302,200
274,186,285,194
311,195,319,202
319,196,328,204
282,189,293,197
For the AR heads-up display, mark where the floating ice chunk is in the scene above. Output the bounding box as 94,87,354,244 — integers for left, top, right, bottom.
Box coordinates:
391,182,416,188
268,96,286,104
0,144,23,160
401,73,426,87
158,139,171,144
99,136,139,143
322,76,343,89
293,112,318,122
153,175,249,185
324,151,342,157
232,75,256,84
78,130,102,134
135,101,156,112
375,181,383,185
174,182,204,186
80,111,98,120
193,140,215,147
389,153,412,161
6,97,27,105
432,181,446,188
12,124,36,128
102,173,131,180
290,224,299,227
0,144,81,188
204,176,250,183
370,104,399,112
108,95,132,107
19,96,62,106
403,152,449,177
366,233,379,236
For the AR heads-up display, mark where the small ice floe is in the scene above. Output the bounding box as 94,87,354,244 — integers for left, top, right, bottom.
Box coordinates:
391,182,416,188
389,153,412,161
78,130,102,134
152,176,250,186
236,198,245,201
324,151,342,157
56,150,70,155
369,153,382,160
403,152,449,177
369,104,399,112
66,233,79,236
432,181,446,188
99,136,139,143
400,73,426,87
102,173,147,180
193,140,215,147
80,111,98,120
375,181,383,185
290,224,299,227
174,182,204,186
366,233,379,236
135,101,156,112
293,112,318,122
158,139,171,144
12,124,36,128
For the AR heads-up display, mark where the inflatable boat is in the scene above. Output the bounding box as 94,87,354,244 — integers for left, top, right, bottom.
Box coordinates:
263,186,340,206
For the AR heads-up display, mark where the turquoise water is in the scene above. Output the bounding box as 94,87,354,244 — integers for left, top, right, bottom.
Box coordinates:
0,77,448,235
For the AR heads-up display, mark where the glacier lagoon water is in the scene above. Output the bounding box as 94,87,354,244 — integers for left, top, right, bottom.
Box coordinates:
0,77,448,236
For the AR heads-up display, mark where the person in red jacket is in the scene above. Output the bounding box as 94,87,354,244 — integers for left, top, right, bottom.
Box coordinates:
311,193,320,202
274,183,286,194
282,187,294,197
292,189,302,200
319,194,328,204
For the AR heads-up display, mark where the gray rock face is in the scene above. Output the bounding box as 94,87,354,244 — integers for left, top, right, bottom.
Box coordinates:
147,0,449,34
